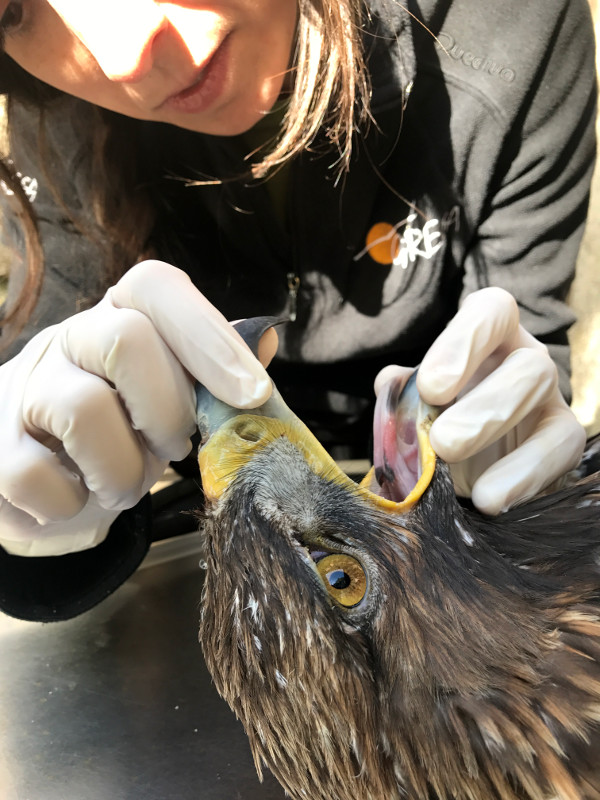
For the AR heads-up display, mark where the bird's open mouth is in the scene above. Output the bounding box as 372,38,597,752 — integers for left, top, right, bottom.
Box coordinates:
358,372,439,510
197,373,437,515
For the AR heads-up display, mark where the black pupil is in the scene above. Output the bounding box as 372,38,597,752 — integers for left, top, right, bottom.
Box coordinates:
327,569,351,590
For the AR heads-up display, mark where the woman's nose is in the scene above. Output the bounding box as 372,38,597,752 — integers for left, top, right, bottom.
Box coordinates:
50,0,169,82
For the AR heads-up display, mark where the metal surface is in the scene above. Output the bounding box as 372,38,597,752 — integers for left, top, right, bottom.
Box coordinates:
0,535,286,800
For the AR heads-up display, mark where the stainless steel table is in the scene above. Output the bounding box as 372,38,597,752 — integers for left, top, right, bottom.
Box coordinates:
0,533,287,800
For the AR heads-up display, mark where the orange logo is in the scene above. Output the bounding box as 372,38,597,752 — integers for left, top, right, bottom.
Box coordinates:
357,210,458,268
364,222,400,265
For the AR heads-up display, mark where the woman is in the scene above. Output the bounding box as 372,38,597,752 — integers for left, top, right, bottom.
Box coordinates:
0,0,595,620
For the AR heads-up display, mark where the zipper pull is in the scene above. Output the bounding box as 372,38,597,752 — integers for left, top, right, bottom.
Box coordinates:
403,79,414,111
286,272,300,322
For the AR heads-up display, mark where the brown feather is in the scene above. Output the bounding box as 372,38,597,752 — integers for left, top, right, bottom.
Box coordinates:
199,428,600,800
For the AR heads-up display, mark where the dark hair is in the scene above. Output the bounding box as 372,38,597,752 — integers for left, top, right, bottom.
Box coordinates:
0,0,370,349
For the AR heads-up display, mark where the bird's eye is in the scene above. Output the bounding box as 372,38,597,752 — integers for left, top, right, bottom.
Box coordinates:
316,554,367,608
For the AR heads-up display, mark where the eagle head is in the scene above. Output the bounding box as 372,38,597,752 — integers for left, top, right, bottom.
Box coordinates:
196,319,600,800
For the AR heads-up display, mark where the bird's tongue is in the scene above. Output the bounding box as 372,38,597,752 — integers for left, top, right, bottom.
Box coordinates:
373,373,423,502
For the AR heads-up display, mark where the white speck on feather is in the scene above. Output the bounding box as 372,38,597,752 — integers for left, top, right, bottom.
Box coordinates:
253,635,262,652
255,721,267,744
275,670,288,689
305,621,313,648
455,520,474,546
245,594,259,620
351,735,363,768
576,498,600,509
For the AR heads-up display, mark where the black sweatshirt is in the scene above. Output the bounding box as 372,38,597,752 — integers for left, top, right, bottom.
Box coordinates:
0,0,596,620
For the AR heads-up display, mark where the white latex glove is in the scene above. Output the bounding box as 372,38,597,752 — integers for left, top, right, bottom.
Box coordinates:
0,260,272,556
375,287,586,515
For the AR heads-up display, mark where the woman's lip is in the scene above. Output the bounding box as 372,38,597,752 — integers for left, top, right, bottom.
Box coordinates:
160,35,231,115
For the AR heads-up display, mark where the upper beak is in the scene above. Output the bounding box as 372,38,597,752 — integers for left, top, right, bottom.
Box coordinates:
196,380,356,502
195,316,350,501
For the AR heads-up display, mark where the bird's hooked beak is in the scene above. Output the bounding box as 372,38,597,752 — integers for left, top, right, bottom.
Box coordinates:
196,318,440,513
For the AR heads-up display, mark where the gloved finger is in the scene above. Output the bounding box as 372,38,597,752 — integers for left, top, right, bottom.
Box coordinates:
374,365,414,397
64,303,195,461
429,346,558,462
0,494,120,556
417,287,520,406
23,355,150,511
470,401,586,514
0,433,88,523
109,261,272,408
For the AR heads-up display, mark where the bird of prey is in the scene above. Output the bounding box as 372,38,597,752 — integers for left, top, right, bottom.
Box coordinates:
196,318,600,800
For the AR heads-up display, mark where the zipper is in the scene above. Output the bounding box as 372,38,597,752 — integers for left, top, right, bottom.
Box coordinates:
286,272,301,322
285,153,303,323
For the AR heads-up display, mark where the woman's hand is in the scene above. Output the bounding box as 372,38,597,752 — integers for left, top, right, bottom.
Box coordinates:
0,260,272,556
375,287,586,515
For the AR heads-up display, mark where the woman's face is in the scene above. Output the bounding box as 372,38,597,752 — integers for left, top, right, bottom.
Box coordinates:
0,0,298,135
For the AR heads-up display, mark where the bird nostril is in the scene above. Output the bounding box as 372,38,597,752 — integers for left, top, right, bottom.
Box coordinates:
233,419,264,443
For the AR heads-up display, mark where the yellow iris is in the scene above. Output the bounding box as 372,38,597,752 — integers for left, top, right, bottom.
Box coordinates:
316,554,367,608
